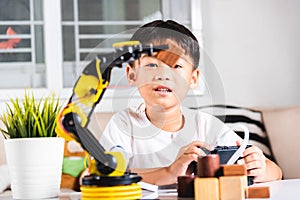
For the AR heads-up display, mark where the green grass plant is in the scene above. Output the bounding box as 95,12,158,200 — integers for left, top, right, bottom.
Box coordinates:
0,91,61,139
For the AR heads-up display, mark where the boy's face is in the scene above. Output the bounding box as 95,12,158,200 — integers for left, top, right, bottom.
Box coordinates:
126,39,199,110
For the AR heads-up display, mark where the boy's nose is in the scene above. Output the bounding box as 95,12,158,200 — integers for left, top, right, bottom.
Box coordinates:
153,65,172,81
153,73,171,81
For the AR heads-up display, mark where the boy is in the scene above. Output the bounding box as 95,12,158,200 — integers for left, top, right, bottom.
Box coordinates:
100,20,282,185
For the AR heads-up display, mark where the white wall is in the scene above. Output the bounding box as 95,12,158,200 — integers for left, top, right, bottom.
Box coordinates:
200,0,300,108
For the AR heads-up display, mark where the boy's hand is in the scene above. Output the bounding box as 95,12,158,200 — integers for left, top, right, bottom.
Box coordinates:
176,141,212,159
169,141,213,177
236,141,266,182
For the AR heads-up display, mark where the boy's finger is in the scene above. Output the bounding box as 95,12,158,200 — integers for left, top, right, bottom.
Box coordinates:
184,146,203,156
248,168,263,177
243,146,263,157
245,160,262,170
236,140,243,146
191,140,214,151
237,159,245,165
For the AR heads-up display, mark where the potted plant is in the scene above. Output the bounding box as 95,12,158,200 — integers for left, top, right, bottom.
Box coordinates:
0,91,65,199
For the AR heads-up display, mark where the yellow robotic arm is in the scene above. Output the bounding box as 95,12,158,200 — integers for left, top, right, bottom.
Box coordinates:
55,41,168,198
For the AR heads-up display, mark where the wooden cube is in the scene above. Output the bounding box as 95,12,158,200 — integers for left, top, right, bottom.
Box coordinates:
219,176,247,200
247,186,270,198
194,177,219,200
157,50,181,67
218,164,247,176
177,175,195,197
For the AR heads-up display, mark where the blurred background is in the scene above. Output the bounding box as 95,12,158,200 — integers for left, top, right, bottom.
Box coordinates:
0,0,299,112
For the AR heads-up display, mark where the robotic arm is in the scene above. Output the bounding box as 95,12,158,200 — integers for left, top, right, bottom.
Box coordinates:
55,41,169,178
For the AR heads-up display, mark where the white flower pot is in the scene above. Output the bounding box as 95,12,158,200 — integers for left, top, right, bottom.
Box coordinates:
4,137,64,199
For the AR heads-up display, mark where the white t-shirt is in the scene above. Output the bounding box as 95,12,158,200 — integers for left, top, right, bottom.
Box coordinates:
100,103,241,169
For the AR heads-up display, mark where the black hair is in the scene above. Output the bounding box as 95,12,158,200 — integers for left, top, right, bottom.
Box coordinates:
130,20,200,69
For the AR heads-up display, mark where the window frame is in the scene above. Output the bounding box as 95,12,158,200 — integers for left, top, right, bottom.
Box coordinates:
0,0,202,112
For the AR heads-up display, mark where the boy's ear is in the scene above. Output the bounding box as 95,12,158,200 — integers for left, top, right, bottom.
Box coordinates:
126,64,136,85
190,69,200,89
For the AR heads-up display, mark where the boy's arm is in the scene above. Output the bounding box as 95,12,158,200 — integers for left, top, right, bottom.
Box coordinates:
131,167,175,186
135,142,283,185
131,161,190,186
131,141,208,185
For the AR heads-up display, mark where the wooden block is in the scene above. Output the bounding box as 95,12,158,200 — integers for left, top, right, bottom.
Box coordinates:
218,164,247,176
197,154,220,177
194,177,219,200
157,50,181,67
177,175,195,197
219,176,246,200
241,176,248,197
247,186,270,198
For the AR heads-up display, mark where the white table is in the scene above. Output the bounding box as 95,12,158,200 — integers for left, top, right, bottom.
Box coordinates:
143,179,300,199
1,179,300,199
248,179,300,199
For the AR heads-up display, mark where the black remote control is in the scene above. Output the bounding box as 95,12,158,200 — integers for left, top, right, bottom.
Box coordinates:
211,145,252,164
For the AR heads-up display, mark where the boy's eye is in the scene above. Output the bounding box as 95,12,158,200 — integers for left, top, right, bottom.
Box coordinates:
145,63,158,68
174,64,183,69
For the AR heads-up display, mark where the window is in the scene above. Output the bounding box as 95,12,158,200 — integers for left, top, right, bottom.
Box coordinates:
61,0,164,88
61,0,194,88
0,0,202,111
0,0,44,89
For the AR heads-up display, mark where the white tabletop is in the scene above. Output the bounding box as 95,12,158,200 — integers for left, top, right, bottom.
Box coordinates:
249,179,300,199
143,179,300,199
1,179,300,199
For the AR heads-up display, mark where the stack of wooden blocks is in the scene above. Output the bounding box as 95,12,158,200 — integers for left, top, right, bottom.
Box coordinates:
178,154,270,200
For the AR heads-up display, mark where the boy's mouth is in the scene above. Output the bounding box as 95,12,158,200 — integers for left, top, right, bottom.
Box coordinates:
154,85,173,94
